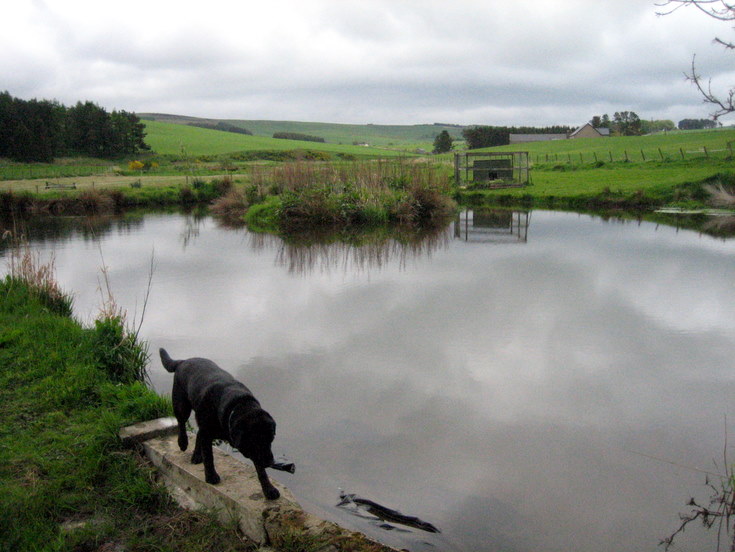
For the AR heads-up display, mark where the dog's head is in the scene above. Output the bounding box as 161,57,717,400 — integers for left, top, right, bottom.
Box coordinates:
231,409,276,468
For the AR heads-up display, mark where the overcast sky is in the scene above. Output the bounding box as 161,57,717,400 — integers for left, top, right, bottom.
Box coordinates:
3,0,734,126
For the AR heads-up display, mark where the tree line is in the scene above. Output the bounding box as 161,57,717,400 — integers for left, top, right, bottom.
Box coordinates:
272,132,326,143
187,121,253,135
0,91,150,162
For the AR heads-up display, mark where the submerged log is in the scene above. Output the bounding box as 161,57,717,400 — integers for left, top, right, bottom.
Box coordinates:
337,491,440,533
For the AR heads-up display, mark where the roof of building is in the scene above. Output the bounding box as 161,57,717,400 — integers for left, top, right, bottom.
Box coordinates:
569,123,610,137
509,133,568,143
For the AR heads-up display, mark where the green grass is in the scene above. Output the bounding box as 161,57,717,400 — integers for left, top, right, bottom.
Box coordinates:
453,129,735,210
143,120,412,157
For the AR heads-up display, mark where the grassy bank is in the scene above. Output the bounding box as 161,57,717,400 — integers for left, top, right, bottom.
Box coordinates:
0,176,235,215
0,242,264,551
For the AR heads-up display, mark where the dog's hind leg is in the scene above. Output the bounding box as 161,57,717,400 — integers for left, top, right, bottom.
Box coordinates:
172,381,191,452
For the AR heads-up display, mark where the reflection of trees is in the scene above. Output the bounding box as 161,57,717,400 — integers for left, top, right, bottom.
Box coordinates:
244,223,453,276
179,209,208,250
0,213,145,253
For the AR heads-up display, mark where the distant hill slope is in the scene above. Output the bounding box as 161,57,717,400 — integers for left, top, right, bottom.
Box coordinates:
141,119,411,157
138,113,466,148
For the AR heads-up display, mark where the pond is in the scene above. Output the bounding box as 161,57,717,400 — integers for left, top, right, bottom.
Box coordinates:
5,209,735,552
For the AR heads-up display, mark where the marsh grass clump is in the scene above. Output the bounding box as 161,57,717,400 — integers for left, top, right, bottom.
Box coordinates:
210,188,248,224
92,315,149,384
243,159,456,233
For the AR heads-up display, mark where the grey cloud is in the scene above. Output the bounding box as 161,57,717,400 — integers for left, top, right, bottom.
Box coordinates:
4,1,733,129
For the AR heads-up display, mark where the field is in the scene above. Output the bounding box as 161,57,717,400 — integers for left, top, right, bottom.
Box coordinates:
488,127,735,163
139,113,465,150
1,121,733,213
142,120,411,157
452,128,735,208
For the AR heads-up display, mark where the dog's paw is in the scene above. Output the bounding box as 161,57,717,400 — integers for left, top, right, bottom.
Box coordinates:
205,473,221,485
264,486,280,500
178,435,188,451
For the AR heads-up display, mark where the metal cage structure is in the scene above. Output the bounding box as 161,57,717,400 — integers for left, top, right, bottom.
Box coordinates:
454,151,530,188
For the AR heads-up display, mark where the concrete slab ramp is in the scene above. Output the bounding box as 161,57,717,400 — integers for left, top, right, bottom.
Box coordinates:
120,417,399,551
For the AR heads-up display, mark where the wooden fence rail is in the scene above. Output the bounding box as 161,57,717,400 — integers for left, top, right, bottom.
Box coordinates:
533,142,733,165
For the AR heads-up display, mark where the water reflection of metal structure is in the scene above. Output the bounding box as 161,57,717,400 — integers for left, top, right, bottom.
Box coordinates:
455,209,530,243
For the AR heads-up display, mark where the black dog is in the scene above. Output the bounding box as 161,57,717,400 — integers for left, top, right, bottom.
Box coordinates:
159,348,280,500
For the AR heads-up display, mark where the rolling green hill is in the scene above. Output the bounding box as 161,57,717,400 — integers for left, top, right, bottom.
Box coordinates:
139,113,465,150
142,119,412,157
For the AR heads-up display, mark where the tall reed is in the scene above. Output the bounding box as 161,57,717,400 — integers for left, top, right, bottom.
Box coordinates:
2,230,73,316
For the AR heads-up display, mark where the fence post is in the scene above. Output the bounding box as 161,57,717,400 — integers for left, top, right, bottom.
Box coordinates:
579,152,584,163
567,153,571,163
640,149,645,161
593,152,598,163
703,146,709,158
609,151,613,162
453,153,460,187
728,142,733,157
624,150,629,162
658,148,664,161
680,148,685,160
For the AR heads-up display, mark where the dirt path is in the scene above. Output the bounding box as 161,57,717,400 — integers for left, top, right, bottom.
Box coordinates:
0,174,234,192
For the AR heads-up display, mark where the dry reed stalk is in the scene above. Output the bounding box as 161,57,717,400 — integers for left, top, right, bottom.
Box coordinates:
4,232,62,296
705,183,735,207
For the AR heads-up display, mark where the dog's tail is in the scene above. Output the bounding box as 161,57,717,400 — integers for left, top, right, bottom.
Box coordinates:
159,348,182,373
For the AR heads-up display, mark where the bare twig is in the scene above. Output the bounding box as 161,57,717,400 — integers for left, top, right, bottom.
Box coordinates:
660,421,735,551
133,248,156,339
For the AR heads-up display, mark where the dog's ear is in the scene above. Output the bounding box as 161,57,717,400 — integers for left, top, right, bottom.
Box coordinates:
231,410,275,441
245,412,276,443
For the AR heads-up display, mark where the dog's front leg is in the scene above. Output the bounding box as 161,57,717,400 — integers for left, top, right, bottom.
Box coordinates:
255,464,280,500
192,430,220,484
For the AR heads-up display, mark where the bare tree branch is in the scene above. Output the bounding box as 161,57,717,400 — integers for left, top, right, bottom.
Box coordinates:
657,1,735,119
687,55,735,120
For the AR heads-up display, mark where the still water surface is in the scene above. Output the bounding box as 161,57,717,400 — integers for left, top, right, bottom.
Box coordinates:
8,210,735,552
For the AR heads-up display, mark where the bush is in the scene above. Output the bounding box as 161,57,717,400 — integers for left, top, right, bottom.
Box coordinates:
210,188,248,222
